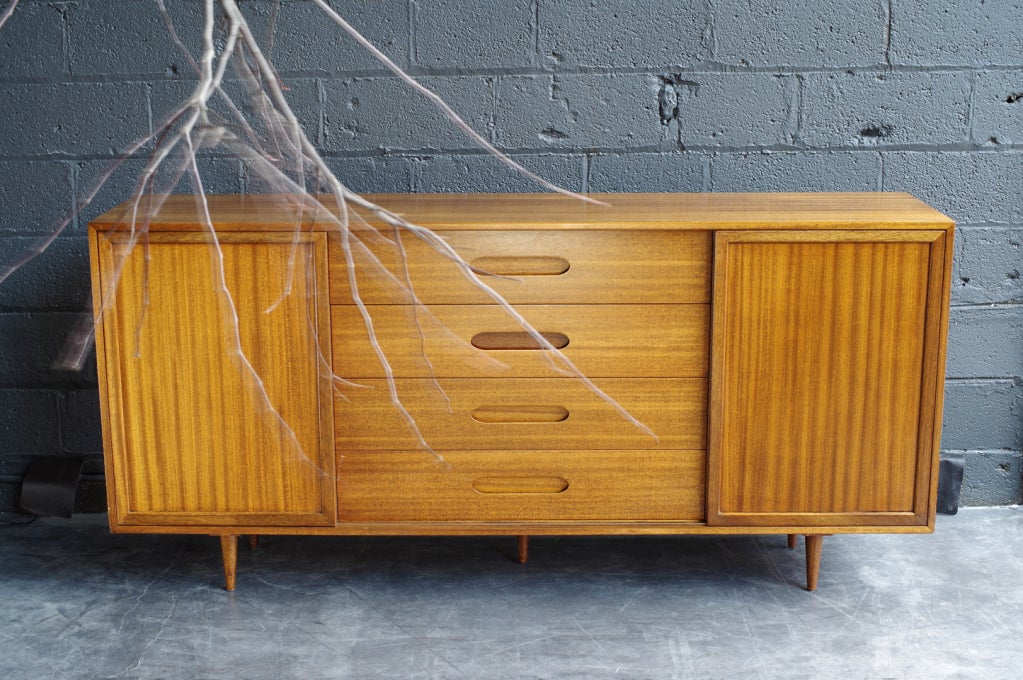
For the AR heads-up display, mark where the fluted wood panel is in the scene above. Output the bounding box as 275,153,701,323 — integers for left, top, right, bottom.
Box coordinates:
708,230,948,526
93,233,334,526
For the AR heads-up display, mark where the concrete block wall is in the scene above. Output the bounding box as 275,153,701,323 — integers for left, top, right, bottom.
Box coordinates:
0,0,1020,511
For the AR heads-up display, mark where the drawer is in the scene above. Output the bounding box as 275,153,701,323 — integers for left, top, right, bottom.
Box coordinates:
337,450,706,522
332,304,709,378
335,378,707,451
329,230,711,304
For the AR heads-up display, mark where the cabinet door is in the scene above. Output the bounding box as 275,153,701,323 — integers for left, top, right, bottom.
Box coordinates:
92,231,335,527
708,230,951,528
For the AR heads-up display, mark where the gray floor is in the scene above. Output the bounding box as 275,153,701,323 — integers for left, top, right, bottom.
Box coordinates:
0,509,1021,679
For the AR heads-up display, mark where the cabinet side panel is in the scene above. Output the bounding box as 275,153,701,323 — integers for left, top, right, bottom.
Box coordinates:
96,233,333,525
710,231,945,524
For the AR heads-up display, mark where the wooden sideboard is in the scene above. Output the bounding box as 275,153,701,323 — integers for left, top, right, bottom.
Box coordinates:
88,193,954,591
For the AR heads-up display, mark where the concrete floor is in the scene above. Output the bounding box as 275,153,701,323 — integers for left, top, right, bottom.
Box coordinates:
0,509,1020,679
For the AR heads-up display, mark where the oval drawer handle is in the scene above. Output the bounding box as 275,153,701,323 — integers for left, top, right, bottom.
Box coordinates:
471,331,569,350
471,405,570,423
471,256,570,276
472,476,570,494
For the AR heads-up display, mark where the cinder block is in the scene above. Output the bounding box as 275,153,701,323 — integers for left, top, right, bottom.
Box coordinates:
242,0,410,73
76,158,240,229
538,0,708,68
0,2,65,79
416,153,583,193
801,72,970,148
322,76,492,153
713,0,885,67
0,313,97,388
0,482,22,514
710,151,880,191
0,455,27,477
883,151,1023,224
946,306,1023,379
150,78,322,150
890,0,1023,67
494,75,664,150
0,83,149,158
952,227,1023,305
416,0,533,69
942,380,1023,451
960,451,1023,506
0,237,90,311
588,152,705,192
76,159,149,232
67,0,203,77
300,156,414,194
60,389,102,454
175,157,243,195
680,73,794,148
0,390,59,454
972,71,1023,146
0,162,73,235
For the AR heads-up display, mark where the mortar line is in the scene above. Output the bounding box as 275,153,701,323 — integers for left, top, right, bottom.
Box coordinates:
3,64,1013,88
408,0,417,67
884,0,893,69
316,78,325,148
54,2,71,78
68,158,78,231
966,71,978,145
532,0,540,66
489,75,498,145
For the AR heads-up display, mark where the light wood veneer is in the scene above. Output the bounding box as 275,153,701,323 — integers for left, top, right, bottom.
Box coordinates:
89,192,954,591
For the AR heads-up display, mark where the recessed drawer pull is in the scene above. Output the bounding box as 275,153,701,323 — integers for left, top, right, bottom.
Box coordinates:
471,256,570,276
472,476,570,494
470,405,570,423
471,331,569,350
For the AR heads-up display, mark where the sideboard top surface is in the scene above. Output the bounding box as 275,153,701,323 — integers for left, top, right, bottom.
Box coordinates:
90,192,954,232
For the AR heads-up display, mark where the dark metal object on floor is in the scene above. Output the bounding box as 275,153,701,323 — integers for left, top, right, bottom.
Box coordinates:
936,453,965,515
18,457,85,518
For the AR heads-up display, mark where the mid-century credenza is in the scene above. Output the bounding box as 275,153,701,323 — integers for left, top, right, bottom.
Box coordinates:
88,192,954,591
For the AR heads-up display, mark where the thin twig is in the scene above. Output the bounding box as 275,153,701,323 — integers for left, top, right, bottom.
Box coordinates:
310,0,607,206
0,0,20,31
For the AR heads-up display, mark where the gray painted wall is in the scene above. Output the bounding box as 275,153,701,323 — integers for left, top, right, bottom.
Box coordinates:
0,0,1020,511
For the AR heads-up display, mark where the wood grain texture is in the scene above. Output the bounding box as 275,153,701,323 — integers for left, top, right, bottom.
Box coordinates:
708,230,949,527
329,229,711,304
91,193,954,232
86,193,954,557
109,521,933,537
337,450,705,522
331,304,709,378
92,232,335,527
335,378,706,451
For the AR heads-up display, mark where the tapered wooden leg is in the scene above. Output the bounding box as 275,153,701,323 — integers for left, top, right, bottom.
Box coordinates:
220,535,238,592
787,534,798,549
804,535,823,591
248,535,259,550
517,535,529,564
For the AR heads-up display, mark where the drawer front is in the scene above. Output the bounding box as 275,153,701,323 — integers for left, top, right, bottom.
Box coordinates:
330,230,711,304
335,378,707,451
337,450,706,522
332,304,709,378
